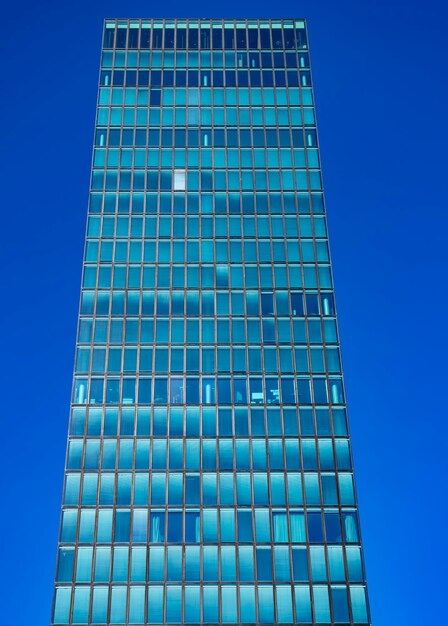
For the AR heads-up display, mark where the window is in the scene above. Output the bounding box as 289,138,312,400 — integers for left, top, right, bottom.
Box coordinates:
174,168,186,190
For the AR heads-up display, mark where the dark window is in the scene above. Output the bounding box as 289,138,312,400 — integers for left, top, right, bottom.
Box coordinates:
126,70,137,86
273,53,284,68
307,512,324,542
175,130,186,147
188,27,198,49
176,28,187,48
188,70,199,86
150,70,161,86
249,52,260,68
227,129,238,147
306,294,320,316
279,129,291,147
272,28,283,49
148,129,160,146
253,129,264,147
200,27,211,48
287,71,299,87
188,129,199,147
128,28,139,48
240,130,251,147
225,71,236,87
152,29,163,49
237,71,248,87
236,28,246,49
313,378,328,404
224,29,235,49
175,70,186,86
250,71,261,87
259,28,271,49
112,70,124,86
262,70,273,87
116,28,127,48
149,90,161,106
212,28,222,48
138,70,149,86
108,130,120,146
201,71,211,87
284,28,295,49
163,70,174,86
103,27,115,48
162,129,173,146
261,52,272,68
296,28,308,49
165,28,175,48
122,130,134,146
266,129,278,146
256,548,272,580
292,130,305,148
321,293,335,316
325,513,342,542
100,70,111,86
214,129,225,147
167,512,182,542
248,29,258,48
140,28,150,48
213,70,224,87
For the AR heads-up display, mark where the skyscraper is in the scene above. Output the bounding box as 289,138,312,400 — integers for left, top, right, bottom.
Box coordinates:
52,18,371,625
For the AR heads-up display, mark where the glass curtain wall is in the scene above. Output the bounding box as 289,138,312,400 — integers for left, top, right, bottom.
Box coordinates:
52,18,371,626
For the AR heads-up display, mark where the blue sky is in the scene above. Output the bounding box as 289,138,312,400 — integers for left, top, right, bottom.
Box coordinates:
0,1,446,624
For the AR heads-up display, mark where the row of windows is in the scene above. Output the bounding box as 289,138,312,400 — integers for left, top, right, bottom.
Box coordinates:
83,263,329,284
83,252,332,276
86,211,326,238
57,543,363,585
94,169,320,188
96,111,316,132
103,22,307,52
93,149,320,171
60,503,359,541
97,232,326,254
86,238,329,261
83,266,332,294
54,582,369,624
64,469,350,509
94,147,319,168
82,265,332,293
64,471,354,508
59,506,360,544
97,86,313,107
75,345,341,376
75,345,342,373
79,316,338,352
101,49,310,70
89,191,326,215
72,373,345,406
91,169,322,193
81,287,333,316
70,406,349,439
95,127,318,149
87,231,328,252
67,437,351,471
100,68,311,88
81,259,333,281
77,317,338,348
68,435,350,468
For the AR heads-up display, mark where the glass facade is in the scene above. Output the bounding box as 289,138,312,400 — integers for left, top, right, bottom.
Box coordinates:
52,18,370,625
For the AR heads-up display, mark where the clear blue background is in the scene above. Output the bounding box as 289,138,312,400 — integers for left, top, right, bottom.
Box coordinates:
0,1,446,624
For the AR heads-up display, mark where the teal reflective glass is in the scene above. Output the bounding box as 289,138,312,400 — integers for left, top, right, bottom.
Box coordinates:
53,18,370,626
